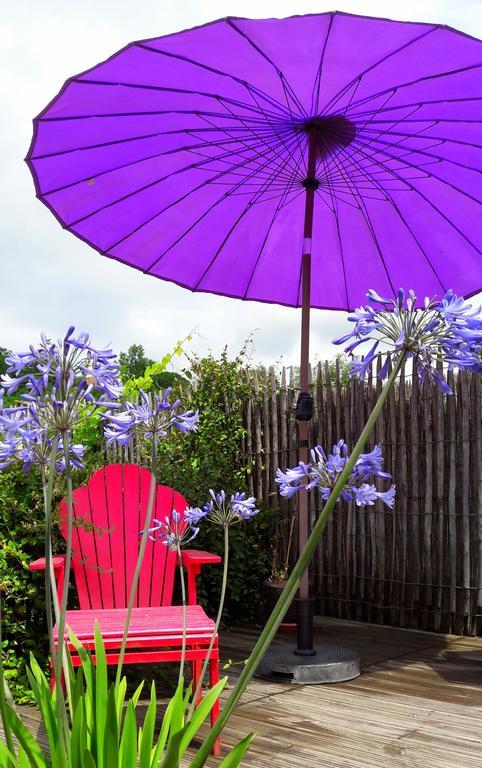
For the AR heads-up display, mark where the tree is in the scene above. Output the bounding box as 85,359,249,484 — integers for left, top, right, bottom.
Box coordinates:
118,344,154,382
0,347,9,377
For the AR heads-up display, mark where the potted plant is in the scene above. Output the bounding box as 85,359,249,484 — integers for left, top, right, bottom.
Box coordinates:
262,514,296,623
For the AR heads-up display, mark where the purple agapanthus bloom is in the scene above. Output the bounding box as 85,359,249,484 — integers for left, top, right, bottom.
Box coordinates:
276,440,395,509
333,288,482,393
145,510,199,551
103,388,199,447
184,505,210,525
0,328,123,475
184,489,260,528
201,489,260,527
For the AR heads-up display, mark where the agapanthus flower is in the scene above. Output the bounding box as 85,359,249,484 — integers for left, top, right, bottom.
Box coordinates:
276,440,395,509
333,288,482,393
0,328,123,474
184,505,210,525
103,388,199,447
145,510,199,551
199,489,260,527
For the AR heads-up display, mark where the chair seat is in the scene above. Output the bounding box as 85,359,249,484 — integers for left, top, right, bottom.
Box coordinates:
54,605,216,649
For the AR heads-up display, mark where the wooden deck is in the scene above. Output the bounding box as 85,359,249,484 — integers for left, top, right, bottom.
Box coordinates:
4,617,482,767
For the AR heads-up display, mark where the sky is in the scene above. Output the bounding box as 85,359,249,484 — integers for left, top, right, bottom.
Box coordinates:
1,0,481,370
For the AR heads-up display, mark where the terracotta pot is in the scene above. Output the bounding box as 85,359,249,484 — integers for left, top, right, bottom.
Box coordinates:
262,579,297,623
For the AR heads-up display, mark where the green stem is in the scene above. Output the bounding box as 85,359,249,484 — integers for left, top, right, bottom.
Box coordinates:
52,434,74,765
189,354,406,767
41,444,59,663
0,592,15,757
188,524,229,720
115,442,158,687
177,545,187,685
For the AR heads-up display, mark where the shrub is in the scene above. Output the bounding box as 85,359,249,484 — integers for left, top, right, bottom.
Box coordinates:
0,344,271,700
148,347,271,622
0,467,47,701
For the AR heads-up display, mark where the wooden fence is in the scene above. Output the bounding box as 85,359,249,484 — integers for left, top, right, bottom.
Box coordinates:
240,362,481,636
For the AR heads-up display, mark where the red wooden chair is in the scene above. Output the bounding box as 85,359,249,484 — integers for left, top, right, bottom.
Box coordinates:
29,464,222,754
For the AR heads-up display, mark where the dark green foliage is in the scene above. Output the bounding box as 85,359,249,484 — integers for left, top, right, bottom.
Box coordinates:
0,347,8,377
0,467,48,702
0,344,271,701
151,347,271,622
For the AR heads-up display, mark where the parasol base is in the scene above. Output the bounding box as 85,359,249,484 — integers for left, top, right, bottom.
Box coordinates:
255,643,360,685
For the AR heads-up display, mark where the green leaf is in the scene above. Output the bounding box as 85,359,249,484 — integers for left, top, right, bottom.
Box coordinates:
17,746,31,768
139,682,156,768
82,749,97,768
131,680,144,708
27,655,58,753
119,701,136,768
94,623,108,768
71,696,86,768
68,630,94,710
218,734,255,767
162,678,227,767
0,739,16,768
71,666,85,722
103,685,119,768
6,705,48,768
182,681,193,712
114,676,127,730
149,678,182,766
168,679,185,739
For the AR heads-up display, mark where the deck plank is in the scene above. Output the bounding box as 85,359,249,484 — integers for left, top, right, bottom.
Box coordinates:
1,618,480,767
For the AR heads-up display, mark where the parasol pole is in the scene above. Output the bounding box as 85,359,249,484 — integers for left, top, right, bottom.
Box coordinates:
294,124,319,655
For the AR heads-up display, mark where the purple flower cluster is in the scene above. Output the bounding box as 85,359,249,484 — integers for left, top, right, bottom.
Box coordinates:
184,489,259,528
276,440,396,509
145,489,259,550
0,328,122,474
146,509,199,551
334,288,482,393
103,388,199,446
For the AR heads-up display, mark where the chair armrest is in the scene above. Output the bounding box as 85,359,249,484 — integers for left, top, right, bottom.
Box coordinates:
29,555,67,607
180,550,221,605
29,555,66,572
181,550,222,568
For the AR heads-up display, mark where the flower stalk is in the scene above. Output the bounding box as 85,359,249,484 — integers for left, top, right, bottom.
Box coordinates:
188,525,229,720
52,433,75,764
177,544,187,684
189,351,406,767
115,442,158,687
40,437,60,660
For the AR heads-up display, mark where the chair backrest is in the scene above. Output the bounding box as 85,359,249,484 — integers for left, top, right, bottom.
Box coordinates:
59,464,188,610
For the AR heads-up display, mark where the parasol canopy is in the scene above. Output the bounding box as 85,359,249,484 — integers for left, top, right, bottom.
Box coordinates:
27,11,481,312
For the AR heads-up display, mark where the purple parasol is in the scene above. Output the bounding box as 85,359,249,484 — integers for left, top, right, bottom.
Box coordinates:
27,11,482,656
27,12,481,309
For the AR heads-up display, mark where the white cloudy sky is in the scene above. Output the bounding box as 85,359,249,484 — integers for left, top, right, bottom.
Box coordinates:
1,0,480,368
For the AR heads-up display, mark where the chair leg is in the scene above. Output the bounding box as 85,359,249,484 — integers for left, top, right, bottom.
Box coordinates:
49,659,56,694
50,670,65,695
209,656,221,757
191,656,203,705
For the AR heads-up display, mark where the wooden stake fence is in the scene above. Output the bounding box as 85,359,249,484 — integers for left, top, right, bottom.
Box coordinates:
240,362,482,636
